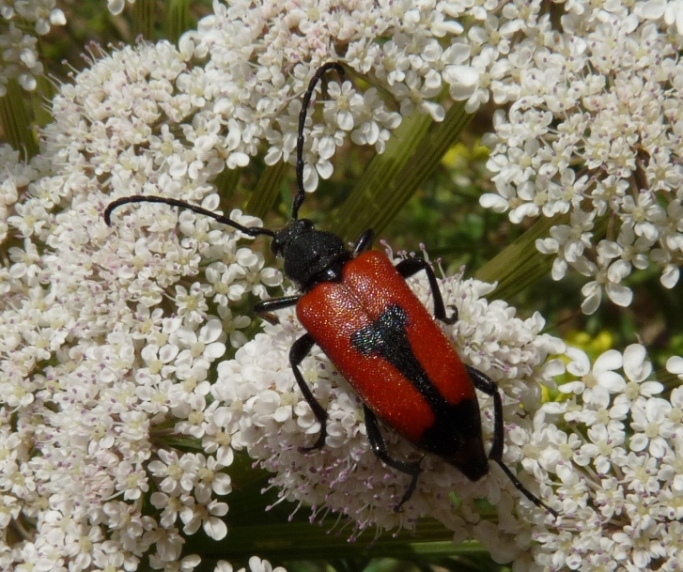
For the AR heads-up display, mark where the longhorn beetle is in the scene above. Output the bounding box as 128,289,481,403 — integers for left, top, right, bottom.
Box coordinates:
105,62,557,516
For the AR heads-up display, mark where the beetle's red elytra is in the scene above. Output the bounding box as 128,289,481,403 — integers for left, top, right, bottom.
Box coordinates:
297,251,479,453
104,62,557,517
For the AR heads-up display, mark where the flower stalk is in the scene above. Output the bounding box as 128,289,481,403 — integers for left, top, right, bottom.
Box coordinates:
330,100,472,240
0,79,38,157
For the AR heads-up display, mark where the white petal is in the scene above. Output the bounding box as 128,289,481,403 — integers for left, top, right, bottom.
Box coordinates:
605,283,633,307
422,100,445,122
444,65,480,99
580,286,601,315
536,237,559,254
629,433,648,452
666,355,683,376
598,371,626,393
479,193,509,212
566,346,590,376
50,9,66,26
593,349,623,374
227,152,249,168
635,0,666,19
660,264,680,288
204,517,227,540
337,110,354,131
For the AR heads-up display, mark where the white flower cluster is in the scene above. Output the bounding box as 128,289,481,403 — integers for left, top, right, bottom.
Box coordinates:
2,0,552,566
4,0,683,568
221,252,564,546
216,556,287,572
0,0,65,93
478,1,683,313
0,39,282,572
520,345,683,572
179,0,490,191
33,0,483,207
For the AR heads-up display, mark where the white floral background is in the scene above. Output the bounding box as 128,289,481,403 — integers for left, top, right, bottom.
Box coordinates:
1,1,683,571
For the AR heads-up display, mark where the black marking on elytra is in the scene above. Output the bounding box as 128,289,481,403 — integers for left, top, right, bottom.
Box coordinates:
350,304,484,463
350,304,446,412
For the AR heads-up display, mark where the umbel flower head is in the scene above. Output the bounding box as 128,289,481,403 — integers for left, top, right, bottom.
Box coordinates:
0,0,502,565
2,0,683,570
478,2,683,313
0,37,286,571
525,345,683,572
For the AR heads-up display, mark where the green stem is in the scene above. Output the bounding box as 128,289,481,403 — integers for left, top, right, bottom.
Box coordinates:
165,0,191,45
0,79,38,158
134,0,155,40
474,213,609,301
246,162,288,220
329,102,471,242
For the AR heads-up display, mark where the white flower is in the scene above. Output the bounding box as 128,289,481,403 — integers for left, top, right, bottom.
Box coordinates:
479,5,683,313
560,346,626,414
179,497,228,540
528,344,682,571
629,397,675,458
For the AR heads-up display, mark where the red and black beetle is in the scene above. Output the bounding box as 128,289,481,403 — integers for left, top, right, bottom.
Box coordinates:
105,62,556,516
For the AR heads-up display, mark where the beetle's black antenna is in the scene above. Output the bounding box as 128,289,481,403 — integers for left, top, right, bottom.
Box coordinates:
105,63,344,232
104,195,275,237
292,62,345,221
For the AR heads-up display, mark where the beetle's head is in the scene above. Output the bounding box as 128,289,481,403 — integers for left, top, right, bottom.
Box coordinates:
272,219,348,288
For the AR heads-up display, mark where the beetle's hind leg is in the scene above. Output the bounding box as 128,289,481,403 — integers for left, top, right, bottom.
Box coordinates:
467,366,558,517
363,404,422,511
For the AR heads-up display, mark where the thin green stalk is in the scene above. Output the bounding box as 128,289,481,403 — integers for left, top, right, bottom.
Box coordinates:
166,0,192,45
215,167,243,202
134,0,156,40
329,102,471,242
32,75,55,128
474,213,609,301
246,161,288,220
0,79,38,158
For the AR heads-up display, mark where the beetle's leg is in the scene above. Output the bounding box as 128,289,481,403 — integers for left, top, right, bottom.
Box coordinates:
254,294,301,314
466,366,558,517
254,298,329,451
352,229,375,256
466,366,504,460
395,258,457,324
363,404,422,511
290,334,328,451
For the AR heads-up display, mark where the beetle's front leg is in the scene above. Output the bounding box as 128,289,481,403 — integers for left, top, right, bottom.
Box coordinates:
395,258,457,324
290,334,328,451
363,404,422,511
254,297,328,450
